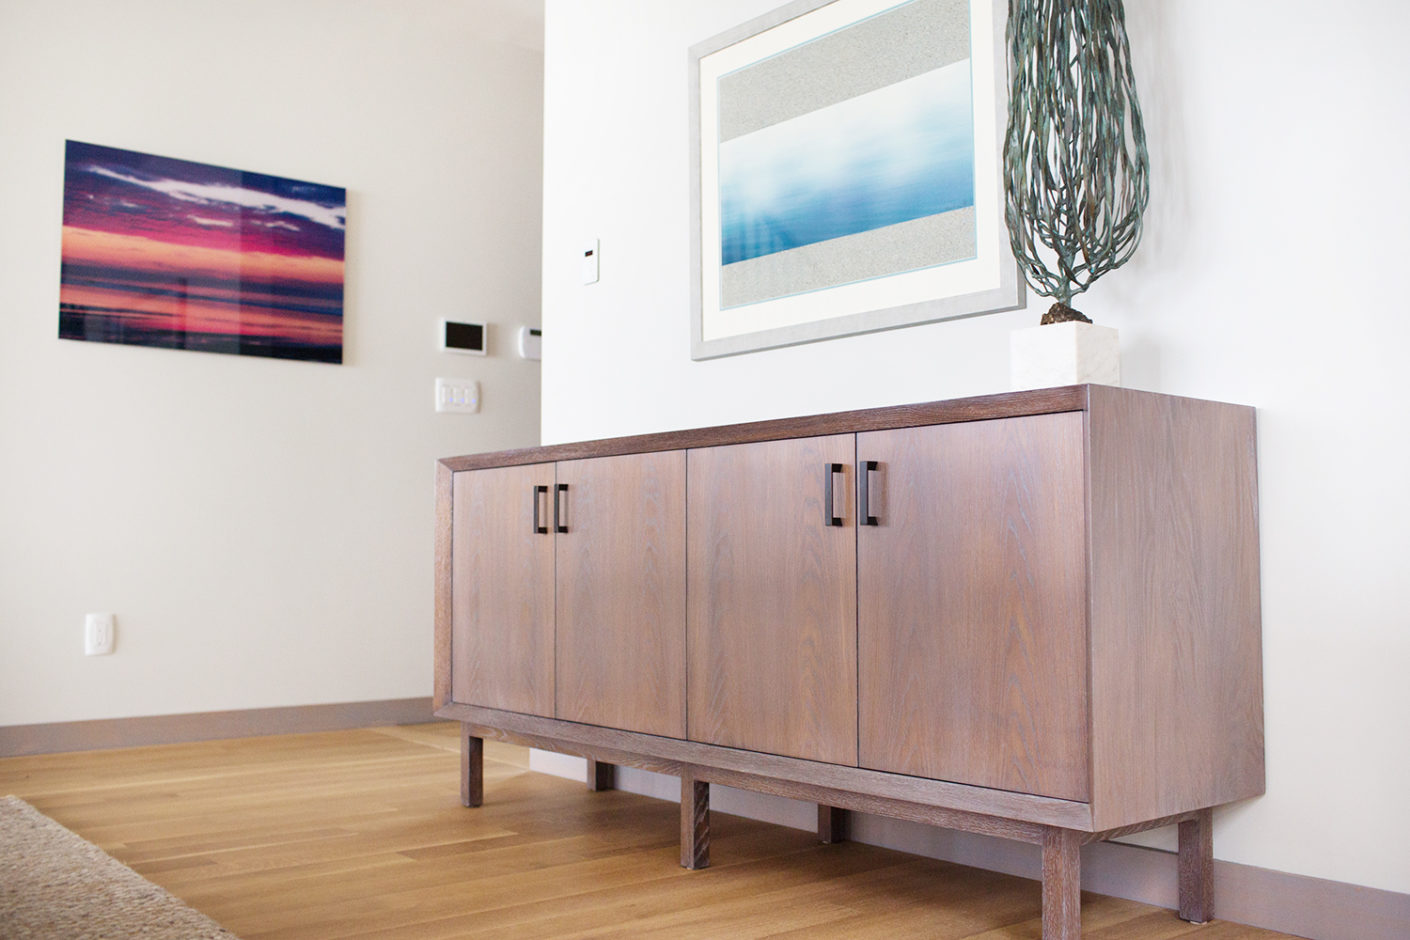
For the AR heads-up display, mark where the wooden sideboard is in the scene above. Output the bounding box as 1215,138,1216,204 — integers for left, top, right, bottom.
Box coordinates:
434,384,1264,938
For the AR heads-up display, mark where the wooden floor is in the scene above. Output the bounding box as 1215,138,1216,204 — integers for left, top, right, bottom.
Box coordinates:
0,723,1297,939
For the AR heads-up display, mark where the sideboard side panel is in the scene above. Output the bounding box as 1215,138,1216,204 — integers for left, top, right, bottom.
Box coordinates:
434,462,454,712
1087,387,1265,830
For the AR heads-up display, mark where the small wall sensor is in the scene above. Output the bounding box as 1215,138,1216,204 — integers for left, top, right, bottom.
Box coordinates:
517,326,542,361
440,319,487,355
582,239,600,285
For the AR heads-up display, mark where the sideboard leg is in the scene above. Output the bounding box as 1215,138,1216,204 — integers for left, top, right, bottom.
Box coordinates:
1178,808,1215,923
680,773,710,870
818,805,848,844
460,726,483,808
586,759,616,791
1041,827,1081,940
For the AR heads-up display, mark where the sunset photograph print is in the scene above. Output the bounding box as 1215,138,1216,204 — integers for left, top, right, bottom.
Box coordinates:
59,141,346,363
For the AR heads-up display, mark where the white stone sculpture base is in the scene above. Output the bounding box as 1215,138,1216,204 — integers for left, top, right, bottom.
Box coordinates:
1010,321,1121,391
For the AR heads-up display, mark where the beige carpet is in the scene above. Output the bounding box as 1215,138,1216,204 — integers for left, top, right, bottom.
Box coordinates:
0,795,236,939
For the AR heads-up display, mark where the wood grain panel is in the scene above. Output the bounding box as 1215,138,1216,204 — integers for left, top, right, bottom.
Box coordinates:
586,759,616,791
857,414,1089,801
555,451,687,738
687,435,858,766
460,728,483,808
1042,827,1082,939
451,464,556,716
1179,808,1215,923
434,462,454,711
680,774,710,869
465,719,1055,841
1086,386,1264,829
444,704,1092,831
1081,809,1199,845
818,805,848,844
439,386,1088,472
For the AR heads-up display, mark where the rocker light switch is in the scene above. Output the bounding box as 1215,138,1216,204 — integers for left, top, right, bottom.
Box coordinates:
435,377,479,413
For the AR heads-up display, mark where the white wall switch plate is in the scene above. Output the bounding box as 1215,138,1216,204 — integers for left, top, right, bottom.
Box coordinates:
517,326,542,360
84,612,115,656
581,238,599,285
435,377,479,413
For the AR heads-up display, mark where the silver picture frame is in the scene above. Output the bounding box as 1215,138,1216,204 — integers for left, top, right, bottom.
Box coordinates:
689,0,1022,360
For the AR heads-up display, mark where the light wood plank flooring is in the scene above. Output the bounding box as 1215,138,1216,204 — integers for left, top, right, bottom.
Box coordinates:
0,723,1296,939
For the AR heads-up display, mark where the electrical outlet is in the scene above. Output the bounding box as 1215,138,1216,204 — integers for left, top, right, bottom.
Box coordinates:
84,612,115,656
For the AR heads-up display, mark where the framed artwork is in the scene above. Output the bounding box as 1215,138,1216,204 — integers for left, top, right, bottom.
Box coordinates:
689,0,1021,359
59,141,346,363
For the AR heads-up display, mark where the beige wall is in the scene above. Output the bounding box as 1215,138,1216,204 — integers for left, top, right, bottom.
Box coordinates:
539,0,1410,897
0,0,544,724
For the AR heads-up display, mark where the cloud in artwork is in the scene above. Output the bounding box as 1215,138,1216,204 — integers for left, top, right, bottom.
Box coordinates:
90,166,347,231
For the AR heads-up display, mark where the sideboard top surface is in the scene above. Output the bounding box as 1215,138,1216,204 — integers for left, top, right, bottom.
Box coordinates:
439,384,1253,472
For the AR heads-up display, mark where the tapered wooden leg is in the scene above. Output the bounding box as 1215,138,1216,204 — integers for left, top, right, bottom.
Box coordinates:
818,805,848,844
586,759,615,791
680,773,710,870
1178,808,1214,924
460,727,483,808
1041,827,1081,940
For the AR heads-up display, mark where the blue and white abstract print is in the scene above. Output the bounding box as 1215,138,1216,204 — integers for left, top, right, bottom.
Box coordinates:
719,60,975,267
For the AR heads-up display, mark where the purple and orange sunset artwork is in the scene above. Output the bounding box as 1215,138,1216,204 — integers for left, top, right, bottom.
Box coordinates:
59,141,346,363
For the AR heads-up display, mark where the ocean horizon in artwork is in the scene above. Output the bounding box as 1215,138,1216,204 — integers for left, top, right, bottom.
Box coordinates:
718,61,975,268
59,141,346,363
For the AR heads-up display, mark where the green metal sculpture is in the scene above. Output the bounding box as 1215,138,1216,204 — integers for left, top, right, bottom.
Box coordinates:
1003,0,1149,324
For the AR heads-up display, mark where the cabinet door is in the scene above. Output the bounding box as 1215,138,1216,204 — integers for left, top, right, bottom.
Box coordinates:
687,435,857,765
555,451,687,738
857,414,1089,801
451,463,556,716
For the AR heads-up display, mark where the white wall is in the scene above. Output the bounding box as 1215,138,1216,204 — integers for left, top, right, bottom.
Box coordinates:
0,0,544,725
540,0,1410,897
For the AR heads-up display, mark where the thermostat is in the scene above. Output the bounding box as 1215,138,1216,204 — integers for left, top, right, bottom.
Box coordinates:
440,319,487,355
517,326,542,361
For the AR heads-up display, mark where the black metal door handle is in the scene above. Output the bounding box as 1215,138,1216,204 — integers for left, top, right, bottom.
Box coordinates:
532,485,549,534
824,463,844,527
554,483,569,534
859,460,879,526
